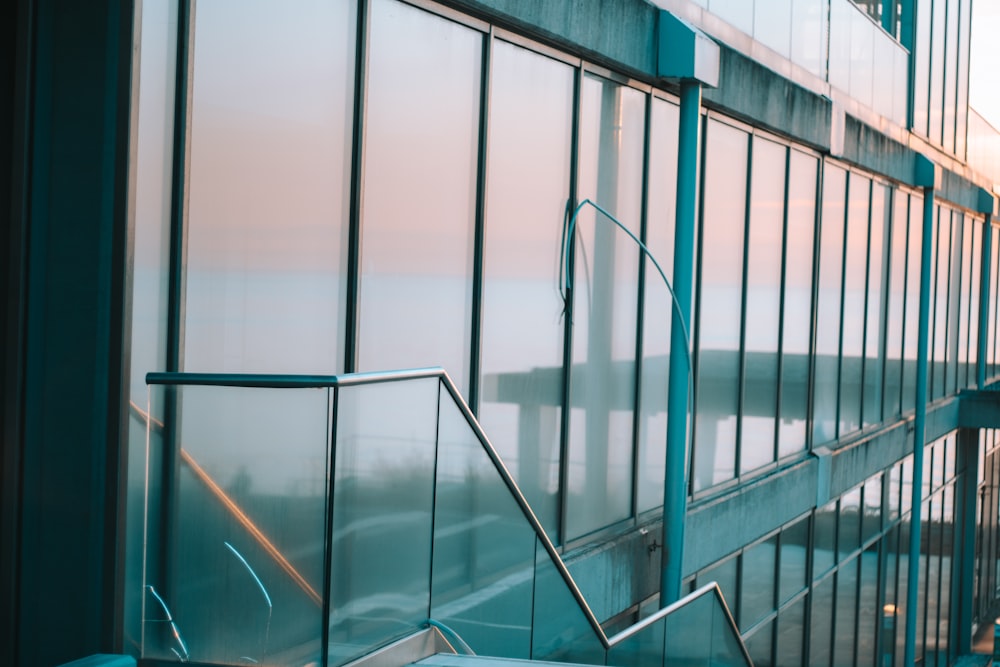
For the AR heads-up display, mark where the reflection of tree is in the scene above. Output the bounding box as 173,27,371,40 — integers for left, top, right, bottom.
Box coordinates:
228,465,253,498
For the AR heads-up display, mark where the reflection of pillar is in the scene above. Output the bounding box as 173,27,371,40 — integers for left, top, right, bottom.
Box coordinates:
955,428,980,655
583,82,623,510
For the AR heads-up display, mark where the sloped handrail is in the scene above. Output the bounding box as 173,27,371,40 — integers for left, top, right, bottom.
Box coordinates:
145,367,752,664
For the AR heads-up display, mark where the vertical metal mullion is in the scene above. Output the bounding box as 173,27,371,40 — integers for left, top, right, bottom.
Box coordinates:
735,135,753,478
557,66,583,548
806,160,825,451
467,29,492,414
773,146,791,464
342,0,371,375
630,93,652,521
834,173,850,438
859,179,874,428
321,385,339,666
159,0,194,615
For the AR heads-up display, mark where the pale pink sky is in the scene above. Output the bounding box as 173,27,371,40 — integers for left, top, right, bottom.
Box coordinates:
970,1,1000,129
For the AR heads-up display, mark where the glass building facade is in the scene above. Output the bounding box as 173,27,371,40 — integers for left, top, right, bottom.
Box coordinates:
5,0,1000,665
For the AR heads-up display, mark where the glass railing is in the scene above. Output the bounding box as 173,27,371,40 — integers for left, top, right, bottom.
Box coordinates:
140,368,752,666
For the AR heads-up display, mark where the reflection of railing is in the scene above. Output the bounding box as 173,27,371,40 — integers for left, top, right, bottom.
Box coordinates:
142,368,753,666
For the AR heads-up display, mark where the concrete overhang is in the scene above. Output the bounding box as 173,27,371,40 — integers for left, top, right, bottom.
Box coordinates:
657,11,719,87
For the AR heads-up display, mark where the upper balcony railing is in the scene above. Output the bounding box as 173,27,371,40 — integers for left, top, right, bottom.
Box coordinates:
139,368,752,666
657,0,908,125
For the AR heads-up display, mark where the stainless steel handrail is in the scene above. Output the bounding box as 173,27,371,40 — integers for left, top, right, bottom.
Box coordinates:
144,367,753,662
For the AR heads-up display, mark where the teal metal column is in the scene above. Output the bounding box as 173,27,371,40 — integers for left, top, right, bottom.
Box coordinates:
661,79,701,605
904,182,934,667
979,219,993,389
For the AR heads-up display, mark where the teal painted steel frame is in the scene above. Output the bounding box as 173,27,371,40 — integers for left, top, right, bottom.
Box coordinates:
904,186,934,667
661,80,701,606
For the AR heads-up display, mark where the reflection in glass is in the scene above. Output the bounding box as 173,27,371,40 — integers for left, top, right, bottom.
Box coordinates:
815,499,838,576
862,184,888,428
931,209,950,400
779,517,809,605
883,191,908,419
810,576,834,667
184,0,355,374
695,120,748,491
637,97,679,513
359,0,481,392
912,0,932,135
814,164,846,444
779,151,816,459
791,0,827,77
957,216,973,389
329,379,438,664
567,74,645,537
154,386,330,664
753,0,792,57
775,597,805,667
741,137,785,475
700,555,739,617
947,215,965,395
128,0,177,650
968,222,981,388
839,486,862,559
902,196,924,412
857,550,879,667
479,40,574,538
432,392,535,658
745,619,773,667
834,560,858,666
839,172,870,436
740,535,777,631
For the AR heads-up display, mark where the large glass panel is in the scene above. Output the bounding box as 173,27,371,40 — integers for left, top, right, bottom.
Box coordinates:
911,0,931,135
815,499,839,576
942,0,960,152
148,386,330,664
862,475,882,544
857,547,879,667
531,539,606,663
834,560,858,667
862,184,888,427
948,214,964,394
775,597,805,667
694,119,748,491
840,172,870,436
791,0,828,78
637,97,679,514
700,555,740,616
479,40,574,537
183,0,355,374
968,221,981,388
902,195,923,412
745,619,774,667
127,0,177,650
754,0,792,58
779,517,809,604
814,164,847,444
840,486,862,559
663,588,750,667
810,576,834,667
931,208,950,399
779,150,816,458
957,215,973,389
431,392,535,658
883,191,907,419
329,379,438,665
709,0,754,34
928,0,947,144
741,137,785,475
567,75,645,537
359,0,480,391
849,8,875,108
955,0,972,158
740,534,777,631
828,0,852,93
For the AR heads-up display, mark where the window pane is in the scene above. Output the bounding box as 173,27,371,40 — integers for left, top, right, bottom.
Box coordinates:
931,209,950,399
834,559,858,667
566,75,645,538
810,576,834,667
862,184,888,427
968,221,981,388
776,597,805,667
695,120,748,491
814,164,847,444
741,534,777,631
779,516,809,604
779,150,816,458
883,191,908,419
359,0,481,391
637,97,680,513
902,196,924,412
839,172,870,436
741,137,785,475
479,40,574,538
184,0,355,373
815,499,839,576
947,214,965,394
